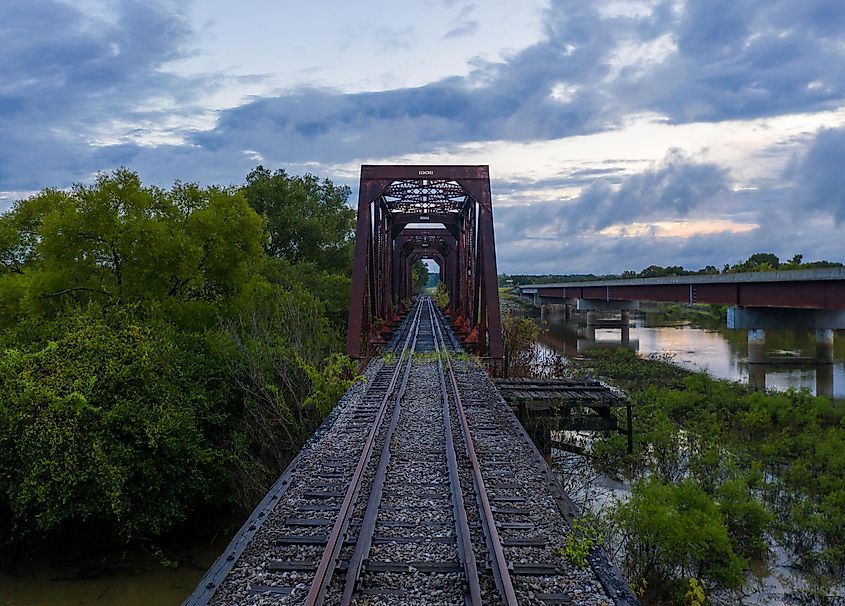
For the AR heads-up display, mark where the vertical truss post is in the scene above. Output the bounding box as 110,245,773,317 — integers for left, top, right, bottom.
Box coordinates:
346,179,389,358
477,183,503,358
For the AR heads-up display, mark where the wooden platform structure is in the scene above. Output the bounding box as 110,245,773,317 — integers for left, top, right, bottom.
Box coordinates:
495,378,633,453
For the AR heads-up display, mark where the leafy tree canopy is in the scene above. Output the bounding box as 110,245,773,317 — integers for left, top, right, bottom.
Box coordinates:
0,169,266,330
0,167,357,552
243,166,354,273
411,260,429,294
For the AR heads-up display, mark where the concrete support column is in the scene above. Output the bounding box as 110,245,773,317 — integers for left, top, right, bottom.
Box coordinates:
817,364,834,398
621,326,631,344
620,310,631,325
816,329,835,364
748,329,766,365
586,311,600,326
748,363,766,390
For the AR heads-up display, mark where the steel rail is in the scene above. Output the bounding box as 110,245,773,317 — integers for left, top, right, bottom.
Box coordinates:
428,298,483,606
339,300,422,605
432,304,520,606
303,301,425,606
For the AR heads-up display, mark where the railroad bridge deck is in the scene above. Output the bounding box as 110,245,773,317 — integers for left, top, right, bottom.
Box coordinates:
185,298,637,606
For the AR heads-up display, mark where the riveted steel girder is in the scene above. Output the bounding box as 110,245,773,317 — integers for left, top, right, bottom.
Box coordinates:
346,165,503,360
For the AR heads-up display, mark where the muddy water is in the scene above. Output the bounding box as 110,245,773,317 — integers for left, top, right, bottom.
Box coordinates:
551,445,845,605
0,539,224,606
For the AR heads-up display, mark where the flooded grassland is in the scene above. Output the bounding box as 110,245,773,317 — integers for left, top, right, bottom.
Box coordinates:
504,300,845,605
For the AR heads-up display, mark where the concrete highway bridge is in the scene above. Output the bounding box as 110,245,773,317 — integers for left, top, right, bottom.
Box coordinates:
516,269,845,365
183,166,639,605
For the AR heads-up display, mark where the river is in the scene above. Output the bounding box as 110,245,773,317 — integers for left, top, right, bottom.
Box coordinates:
0,538,225,606
536,307,845,402
535,306,845,603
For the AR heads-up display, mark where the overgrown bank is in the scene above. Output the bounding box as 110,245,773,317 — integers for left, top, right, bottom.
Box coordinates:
567,349,845,604
0,168,357,567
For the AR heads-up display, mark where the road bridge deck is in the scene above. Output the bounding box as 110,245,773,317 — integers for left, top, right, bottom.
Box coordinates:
517,267,845,310
184,298,637,606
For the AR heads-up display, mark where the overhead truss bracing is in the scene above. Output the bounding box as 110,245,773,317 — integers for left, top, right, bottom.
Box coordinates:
381,180,469,214
347,165,504,362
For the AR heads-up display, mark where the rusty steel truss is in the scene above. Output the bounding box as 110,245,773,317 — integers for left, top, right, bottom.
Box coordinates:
346,165,504,360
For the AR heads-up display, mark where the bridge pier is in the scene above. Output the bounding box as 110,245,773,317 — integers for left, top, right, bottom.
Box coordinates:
747,329,767,365
728,307,845,365
540,303,569,322
579,299,638,328
817,363,834,398
816,328,835,364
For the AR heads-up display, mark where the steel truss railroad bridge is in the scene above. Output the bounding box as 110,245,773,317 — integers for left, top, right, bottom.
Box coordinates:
346,165,504,362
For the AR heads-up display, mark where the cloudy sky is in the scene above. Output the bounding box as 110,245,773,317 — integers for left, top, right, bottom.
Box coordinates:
2,0,845,274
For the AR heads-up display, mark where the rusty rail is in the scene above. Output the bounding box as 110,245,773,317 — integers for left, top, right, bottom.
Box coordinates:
428,297,483,605
431,301,519,605
303,301,424,606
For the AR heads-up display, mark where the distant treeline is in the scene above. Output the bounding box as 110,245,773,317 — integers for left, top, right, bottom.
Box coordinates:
0,167,357,561
499,253,844,286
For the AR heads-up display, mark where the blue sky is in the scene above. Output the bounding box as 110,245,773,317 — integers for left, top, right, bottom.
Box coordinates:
2,0,844,274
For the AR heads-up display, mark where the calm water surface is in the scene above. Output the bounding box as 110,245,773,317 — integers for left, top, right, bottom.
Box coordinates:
541,310,845,603
538,310,845,401
0,539,223,606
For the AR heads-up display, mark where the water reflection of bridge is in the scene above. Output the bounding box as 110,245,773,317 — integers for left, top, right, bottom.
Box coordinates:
518,269,845,369
538,307,639,356
537,307,838,399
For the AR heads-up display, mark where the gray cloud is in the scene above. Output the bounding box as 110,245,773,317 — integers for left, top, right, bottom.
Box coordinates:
167,0,845,175
493,151,730,245
494,213,841,276
491,145,844,274
5,0,845,191
626,0,845,122
442,21,479,39
442,2,479,39
2,0,844,273
0,0,206,190
789,127,845,223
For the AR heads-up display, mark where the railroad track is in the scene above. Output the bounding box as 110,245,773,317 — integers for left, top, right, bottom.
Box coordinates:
191,297,622,606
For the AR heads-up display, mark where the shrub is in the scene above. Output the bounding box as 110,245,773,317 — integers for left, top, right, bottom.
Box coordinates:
612,478,745,604
0,306,232,540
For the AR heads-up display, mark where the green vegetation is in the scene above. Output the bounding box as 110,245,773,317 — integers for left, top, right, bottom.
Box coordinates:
500,252,843,286
556,516,604,569
570,349,844,602
614,478,745,602
502,314,539,377
499,288,537,314
639,302,727,328
0,168,357,562
411,260,429,294
434,281,449,309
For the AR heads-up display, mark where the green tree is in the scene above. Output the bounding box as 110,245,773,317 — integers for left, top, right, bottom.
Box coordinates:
243,166,354,273
411,260,429,294
0,167,359,554
434,281,449,309
0,306,235,540
0,170,266,329
726,252,781,273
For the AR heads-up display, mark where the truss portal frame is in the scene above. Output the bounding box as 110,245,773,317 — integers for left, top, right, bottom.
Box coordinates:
346,165,503,360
